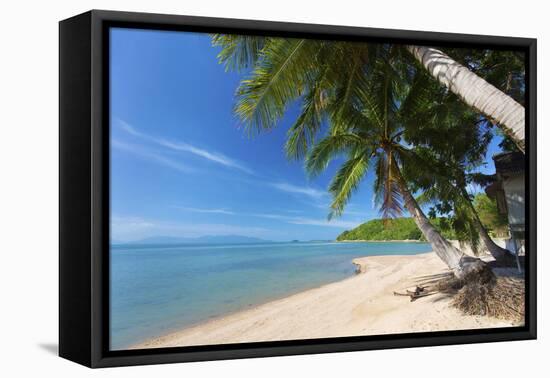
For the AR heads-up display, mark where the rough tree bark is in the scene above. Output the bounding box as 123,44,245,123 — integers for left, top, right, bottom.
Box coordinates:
407,45,525,153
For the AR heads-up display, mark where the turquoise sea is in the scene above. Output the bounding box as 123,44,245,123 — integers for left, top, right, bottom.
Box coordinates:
110,241,431,350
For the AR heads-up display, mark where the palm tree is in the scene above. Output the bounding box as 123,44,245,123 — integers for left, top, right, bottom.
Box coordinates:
306,50,487,278
214,37,488,278
407,46,525,152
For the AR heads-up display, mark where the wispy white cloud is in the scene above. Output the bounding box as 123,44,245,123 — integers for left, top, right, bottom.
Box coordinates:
114,119,363,232
117,118,253,174
285,217,359,229
111,139,193,173
270,182,326,199
309,200,373,218
247,212,289,220
111,215,156,229
176,206,235,215
116,119,336,201
283,209,303,214
158,139,254,174
177,207,359,229
117,120,148,139
251,212,359,228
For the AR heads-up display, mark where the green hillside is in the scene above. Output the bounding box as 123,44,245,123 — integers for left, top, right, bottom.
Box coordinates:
336,217,456,241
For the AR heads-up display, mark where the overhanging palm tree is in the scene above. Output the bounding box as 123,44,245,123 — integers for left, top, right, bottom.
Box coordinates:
304,52,487,278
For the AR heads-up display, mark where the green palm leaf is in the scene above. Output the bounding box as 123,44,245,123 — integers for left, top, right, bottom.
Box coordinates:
284,64,331,160
211,34,266,71
305,134,364,177
234,38,322,132
328,155,369,219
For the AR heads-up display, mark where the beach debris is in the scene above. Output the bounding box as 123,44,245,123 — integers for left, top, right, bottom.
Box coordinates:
451,276,524,321
426,267,525,322
393,286,437,302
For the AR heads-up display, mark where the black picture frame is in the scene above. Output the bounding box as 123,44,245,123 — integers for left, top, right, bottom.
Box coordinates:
59,9,537,368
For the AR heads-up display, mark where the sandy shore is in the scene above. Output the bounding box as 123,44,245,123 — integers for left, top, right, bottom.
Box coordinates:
132,252,519,349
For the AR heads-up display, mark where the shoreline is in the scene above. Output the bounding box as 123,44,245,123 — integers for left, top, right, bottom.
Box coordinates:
130,251,520,350
125,260,366,350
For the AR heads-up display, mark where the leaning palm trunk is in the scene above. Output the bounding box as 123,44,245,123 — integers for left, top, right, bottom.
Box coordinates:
407,46,525,153
474,216,516,264
458,187,516,264
396,174,488,279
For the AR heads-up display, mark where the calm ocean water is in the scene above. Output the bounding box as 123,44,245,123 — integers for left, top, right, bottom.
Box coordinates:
110,241,430,350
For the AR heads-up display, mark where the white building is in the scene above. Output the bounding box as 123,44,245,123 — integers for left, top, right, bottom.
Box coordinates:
486,151,525,253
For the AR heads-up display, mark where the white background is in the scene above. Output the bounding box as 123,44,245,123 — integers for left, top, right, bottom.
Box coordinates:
0,0,547,376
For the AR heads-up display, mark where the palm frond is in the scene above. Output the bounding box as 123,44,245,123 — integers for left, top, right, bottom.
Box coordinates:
284,64,331,160
211,34,266,71
305,134,364,177
326,43,374,132
234,38,322,133
328,155,369,219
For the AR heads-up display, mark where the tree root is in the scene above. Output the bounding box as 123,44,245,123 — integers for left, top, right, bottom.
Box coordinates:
451,276,524,321
435,267,524,322
395,258,524,322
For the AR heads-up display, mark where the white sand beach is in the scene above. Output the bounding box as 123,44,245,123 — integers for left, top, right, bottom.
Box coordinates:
132,252,520,349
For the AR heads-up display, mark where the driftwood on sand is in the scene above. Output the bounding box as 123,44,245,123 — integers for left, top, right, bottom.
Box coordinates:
393,286,438,302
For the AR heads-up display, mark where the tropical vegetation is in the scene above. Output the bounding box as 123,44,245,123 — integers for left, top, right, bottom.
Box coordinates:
473,194,509,237
336,217,456,241
337,197,507,242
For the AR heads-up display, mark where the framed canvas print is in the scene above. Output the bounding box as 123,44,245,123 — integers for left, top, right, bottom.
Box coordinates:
59,10,536,368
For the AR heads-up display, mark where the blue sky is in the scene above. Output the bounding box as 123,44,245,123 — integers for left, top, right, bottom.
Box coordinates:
110,28,503,242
